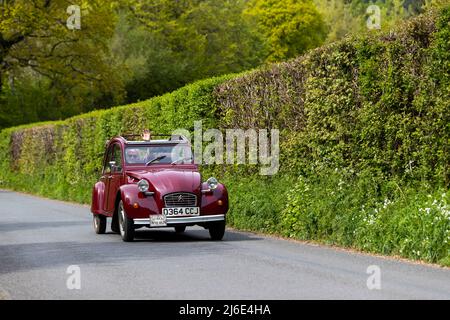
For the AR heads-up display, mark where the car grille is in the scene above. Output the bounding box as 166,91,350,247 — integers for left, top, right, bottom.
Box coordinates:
164,192,197,207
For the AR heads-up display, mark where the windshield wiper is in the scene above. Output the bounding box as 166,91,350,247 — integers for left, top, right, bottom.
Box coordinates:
171,157,193,165
146,155,166,166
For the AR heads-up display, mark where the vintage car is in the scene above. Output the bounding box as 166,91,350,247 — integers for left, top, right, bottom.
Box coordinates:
91,133,228,242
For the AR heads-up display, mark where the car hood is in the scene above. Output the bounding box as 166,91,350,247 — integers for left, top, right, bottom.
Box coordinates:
126,169,202,195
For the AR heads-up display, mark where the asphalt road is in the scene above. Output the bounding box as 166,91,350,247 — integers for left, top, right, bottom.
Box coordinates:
0,190,449,300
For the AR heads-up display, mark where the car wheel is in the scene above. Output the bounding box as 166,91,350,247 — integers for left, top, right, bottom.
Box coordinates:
93,214,106,234
111,212,120,233
174,226,186,233
118,200,135,242
208,220,225,240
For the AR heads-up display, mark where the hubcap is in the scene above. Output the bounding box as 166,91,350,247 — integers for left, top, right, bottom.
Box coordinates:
94,216,98,229
119,203,125,236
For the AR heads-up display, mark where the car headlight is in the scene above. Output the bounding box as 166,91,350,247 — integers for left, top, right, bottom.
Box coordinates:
206,177,219,190
137,179,149,192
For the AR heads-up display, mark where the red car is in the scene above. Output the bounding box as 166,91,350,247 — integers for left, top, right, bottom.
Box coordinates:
91,133,228,242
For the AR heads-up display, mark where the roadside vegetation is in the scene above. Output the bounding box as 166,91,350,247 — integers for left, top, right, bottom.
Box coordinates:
218,6,450,266
0,2,448,266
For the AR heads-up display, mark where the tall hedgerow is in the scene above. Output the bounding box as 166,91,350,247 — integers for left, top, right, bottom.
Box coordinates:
0,75,233,202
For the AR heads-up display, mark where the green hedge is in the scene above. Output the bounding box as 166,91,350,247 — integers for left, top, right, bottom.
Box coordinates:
0,75,235,202
216,9,449,186
0,9,448,265
217,9,449,266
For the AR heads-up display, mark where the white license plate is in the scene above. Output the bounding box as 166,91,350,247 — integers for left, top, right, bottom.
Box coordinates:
149,214,167,227
162,207,200,217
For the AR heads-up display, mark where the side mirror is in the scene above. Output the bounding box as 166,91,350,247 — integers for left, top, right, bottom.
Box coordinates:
109,161,122,173
109,161,117,172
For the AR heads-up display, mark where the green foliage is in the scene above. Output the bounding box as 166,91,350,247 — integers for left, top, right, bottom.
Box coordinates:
0,76,56,128
424,0,450,9
313,0,364,42
114,0,266,102
0,0,434,130
215,9,449,187
0,0,126,129
314,0,431,42
245,0,327,62
280,169,450,265
0,75,232,203
215,9,449,265
224,175,295,233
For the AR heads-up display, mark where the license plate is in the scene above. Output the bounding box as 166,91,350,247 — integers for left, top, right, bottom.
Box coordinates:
149,214,167,227
162,207,200,217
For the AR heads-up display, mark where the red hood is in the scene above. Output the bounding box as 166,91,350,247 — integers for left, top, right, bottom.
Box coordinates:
126,169,202,195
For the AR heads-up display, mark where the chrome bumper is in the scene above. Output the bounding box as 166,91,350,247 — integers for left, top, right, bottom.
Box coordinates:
133,214,225,226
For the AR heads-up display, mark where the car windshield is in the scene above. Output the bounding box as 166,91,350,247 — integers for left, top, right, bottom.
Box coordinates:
125,144,193,165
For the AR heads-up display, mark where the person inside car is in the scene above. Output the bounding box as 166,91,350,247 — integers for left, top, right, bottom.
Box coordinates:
126,148,141,164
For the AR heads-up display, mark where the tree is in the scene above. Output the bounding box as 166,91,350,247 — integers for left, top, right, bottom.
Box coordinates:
313,0,433,43
114,0,265,102
0,0,125,128
244,0,327,62
423,0,450,8
313,0,363,42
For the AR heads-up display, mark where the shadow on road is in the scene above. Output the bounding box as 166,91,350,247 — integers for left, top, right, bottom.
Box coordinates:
131,228,261,243
0,228,261,275
0,221,87,232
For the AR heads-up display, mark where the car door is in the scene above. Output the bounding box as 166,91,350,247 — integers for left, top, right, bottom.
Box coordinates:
105,143,124,213
101,145,114,213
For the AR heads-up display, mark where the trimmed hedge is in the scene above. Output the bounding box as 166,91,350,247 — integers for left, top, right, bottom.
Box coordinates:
0,75,235,202
0,9,448,265
216,9,449,186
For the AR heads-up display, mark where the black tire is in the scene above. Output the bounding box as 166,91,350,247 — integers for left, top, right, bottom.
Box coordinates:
111,212,120,233
93,214,106,234
208,220,225,240
118,200,135,242
174,226,186,233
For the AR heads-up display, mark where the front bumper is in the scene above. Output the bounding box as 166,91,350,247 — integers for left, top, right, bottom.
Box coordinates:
133,214,225,226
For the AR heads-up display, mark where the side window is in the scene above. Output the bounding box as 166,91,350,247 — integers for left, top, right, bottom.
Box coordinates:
103,146,113,174
112,144,123,172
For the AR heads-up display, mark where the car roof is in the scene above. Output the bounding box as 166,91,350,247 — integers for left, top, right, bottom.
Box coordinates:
108,134,190,147
125,140,189,145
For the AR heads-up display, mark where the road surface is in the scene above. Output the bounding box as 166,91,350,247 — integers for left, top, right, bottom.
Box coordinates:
0,190,449,300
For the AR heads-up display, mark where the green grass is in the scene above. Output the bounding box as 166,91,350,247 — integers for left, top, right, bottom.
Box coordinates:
222,170,449,266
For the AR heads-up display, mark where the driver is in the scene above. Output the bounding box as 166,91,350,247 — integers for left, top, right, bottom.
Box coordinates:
126,148,140,163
